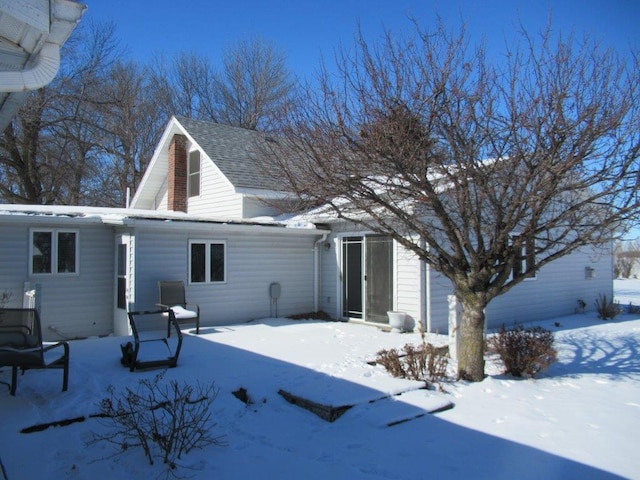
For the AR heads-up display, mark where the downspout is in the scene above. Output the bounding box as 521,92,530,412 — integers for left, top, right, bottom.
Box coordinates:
0,43,61,92
314,233,329,312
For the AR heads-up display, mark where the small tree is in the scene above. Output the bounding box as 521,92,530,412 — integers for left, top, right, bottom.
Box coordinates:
265,20,640,381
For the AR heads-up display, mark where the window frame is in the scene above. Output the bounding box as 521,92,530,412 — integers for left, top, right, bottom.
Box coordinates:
188,239,227,284
188,149,201,198
29,228,80,276
511,234,536,280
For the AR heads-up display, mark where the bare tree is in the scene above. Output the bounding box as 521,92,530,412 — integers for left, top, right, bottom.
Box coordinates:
213,36,296,130
0,21,121,205
148,37,296,131
265,21,640,381
96,60,166,206
148,51,216,122
0,21,166,207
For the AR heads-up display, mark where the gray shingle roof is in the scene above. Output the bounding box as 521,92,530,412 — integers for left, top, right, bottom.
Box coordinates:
175,116,285,192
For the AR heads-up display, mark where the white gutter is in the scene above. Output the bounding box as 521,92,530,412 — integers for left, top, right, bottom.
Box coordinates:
0,42,60,92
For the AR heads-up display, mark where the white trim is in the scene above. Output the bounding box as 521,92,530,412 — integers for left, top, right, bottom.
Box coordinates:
336,231,396,324
28,228,80,276
188,239,227,285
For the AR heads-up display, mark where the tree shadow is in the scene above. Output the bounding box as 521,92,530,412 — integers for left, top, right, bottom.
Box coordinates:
551,328,640,379
0,328,629,479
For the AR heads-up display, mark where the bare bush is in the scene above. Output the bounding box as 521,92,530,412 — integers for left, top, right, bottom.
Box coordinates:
487,325,557,378
89,372,225,473
595,294,622,320
376,342,448,386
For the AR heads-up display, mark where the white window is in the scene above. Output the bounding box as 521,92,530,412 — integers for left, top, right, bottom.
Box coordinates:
512,234,536,279
189,240,226,284
30,229,79,275
188,150,201,197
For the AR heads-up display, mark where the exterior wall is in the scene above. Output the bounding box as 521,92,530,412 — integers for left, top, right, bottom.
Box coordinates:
484,245,613,330
317,219,614,333
426,245,614,333
131,225,320,326
242,196,283,219
317,222,424,324
186,149,243,218
395,242,423,330
0,220,114,341
154,180,168,210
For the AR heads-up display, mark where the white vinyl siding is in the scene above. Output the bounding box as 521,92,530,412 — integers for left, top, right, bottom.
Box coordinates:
187,152,243,217
1,223,114,340
425,245,613,333
396,242,422,328
132,227,318,326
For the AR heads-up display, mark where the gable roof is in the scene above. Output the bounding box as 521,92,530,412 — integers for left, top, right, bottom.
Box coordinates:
131,116,289,209
175,117,284,192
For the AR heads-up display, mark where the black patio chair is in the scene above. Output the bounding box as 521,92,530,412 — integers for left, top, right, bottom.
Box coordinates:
157,280,200,335
0,308,69,395
120,309,183,372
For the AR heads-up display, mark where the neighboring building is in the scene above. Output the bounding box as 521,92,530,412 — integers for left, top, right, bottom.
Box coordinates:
0,115,613,340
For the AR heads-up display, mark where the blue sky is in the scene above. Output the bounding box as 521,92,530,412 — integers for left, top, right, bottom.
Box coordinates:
85,0,638,77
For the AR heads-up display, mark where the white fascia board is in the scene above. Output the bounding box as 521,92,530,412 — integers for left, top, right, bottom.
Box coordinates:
117,217,329,237
130,117,182,208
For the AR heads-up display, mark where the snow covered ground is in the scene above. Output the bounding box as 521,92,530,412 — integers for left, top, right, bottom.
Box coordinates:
1,280,639,479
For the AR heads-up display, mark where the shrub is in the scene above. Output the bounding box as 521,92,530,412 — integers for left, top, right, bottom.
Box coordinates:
487,325,557,378
376,342,448,385
89,372,225,471
595,293,621,320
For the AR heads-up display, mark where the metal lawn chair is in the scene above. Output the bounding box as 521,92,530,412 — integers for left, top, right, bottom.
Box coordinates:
0,308,69,395
157,280,200,334
120,309,183,372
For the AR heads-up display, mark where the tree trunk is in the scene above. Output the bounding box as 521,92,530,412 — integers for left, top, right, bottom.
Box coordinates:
456,296,487,381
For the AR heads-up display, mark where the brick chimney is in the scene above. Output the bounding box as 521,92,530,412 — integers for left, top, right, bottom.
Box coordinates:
168,134,187,212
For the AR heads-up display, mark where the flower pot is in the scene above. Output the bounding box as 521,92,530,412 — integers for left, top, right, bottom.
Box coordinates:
387,311,406,333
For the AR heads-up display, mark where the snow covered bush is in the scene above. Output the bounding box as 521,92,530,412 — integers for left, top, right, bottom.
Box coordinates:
487,325,557,378
89,372,225,471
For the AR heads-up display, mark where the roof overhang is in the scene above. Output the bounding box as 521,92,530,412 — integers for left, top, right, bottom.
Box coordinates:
0,204,331,236
0,0,86,131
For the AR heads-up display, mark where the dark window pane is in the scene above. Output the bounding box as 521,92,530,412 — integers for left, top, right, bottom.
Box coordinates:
117,277,127,309
210,243,225,282
191,243,206,283
57,232,76,273
117,244,127,276
32,231,52,273
188,151,200,197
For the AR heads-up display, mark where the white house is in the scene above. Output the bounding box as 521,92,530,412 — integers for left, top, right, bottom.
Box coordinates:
131,116,614,332
0,115,613,340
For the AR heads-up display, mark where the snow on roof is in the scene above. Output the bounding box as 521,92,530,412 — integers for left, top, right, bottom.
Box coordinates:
0,204,325,232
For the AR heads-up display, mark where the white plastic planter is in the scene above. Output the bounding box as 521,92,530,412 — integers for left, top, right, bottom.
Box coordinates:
387,311,406,333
